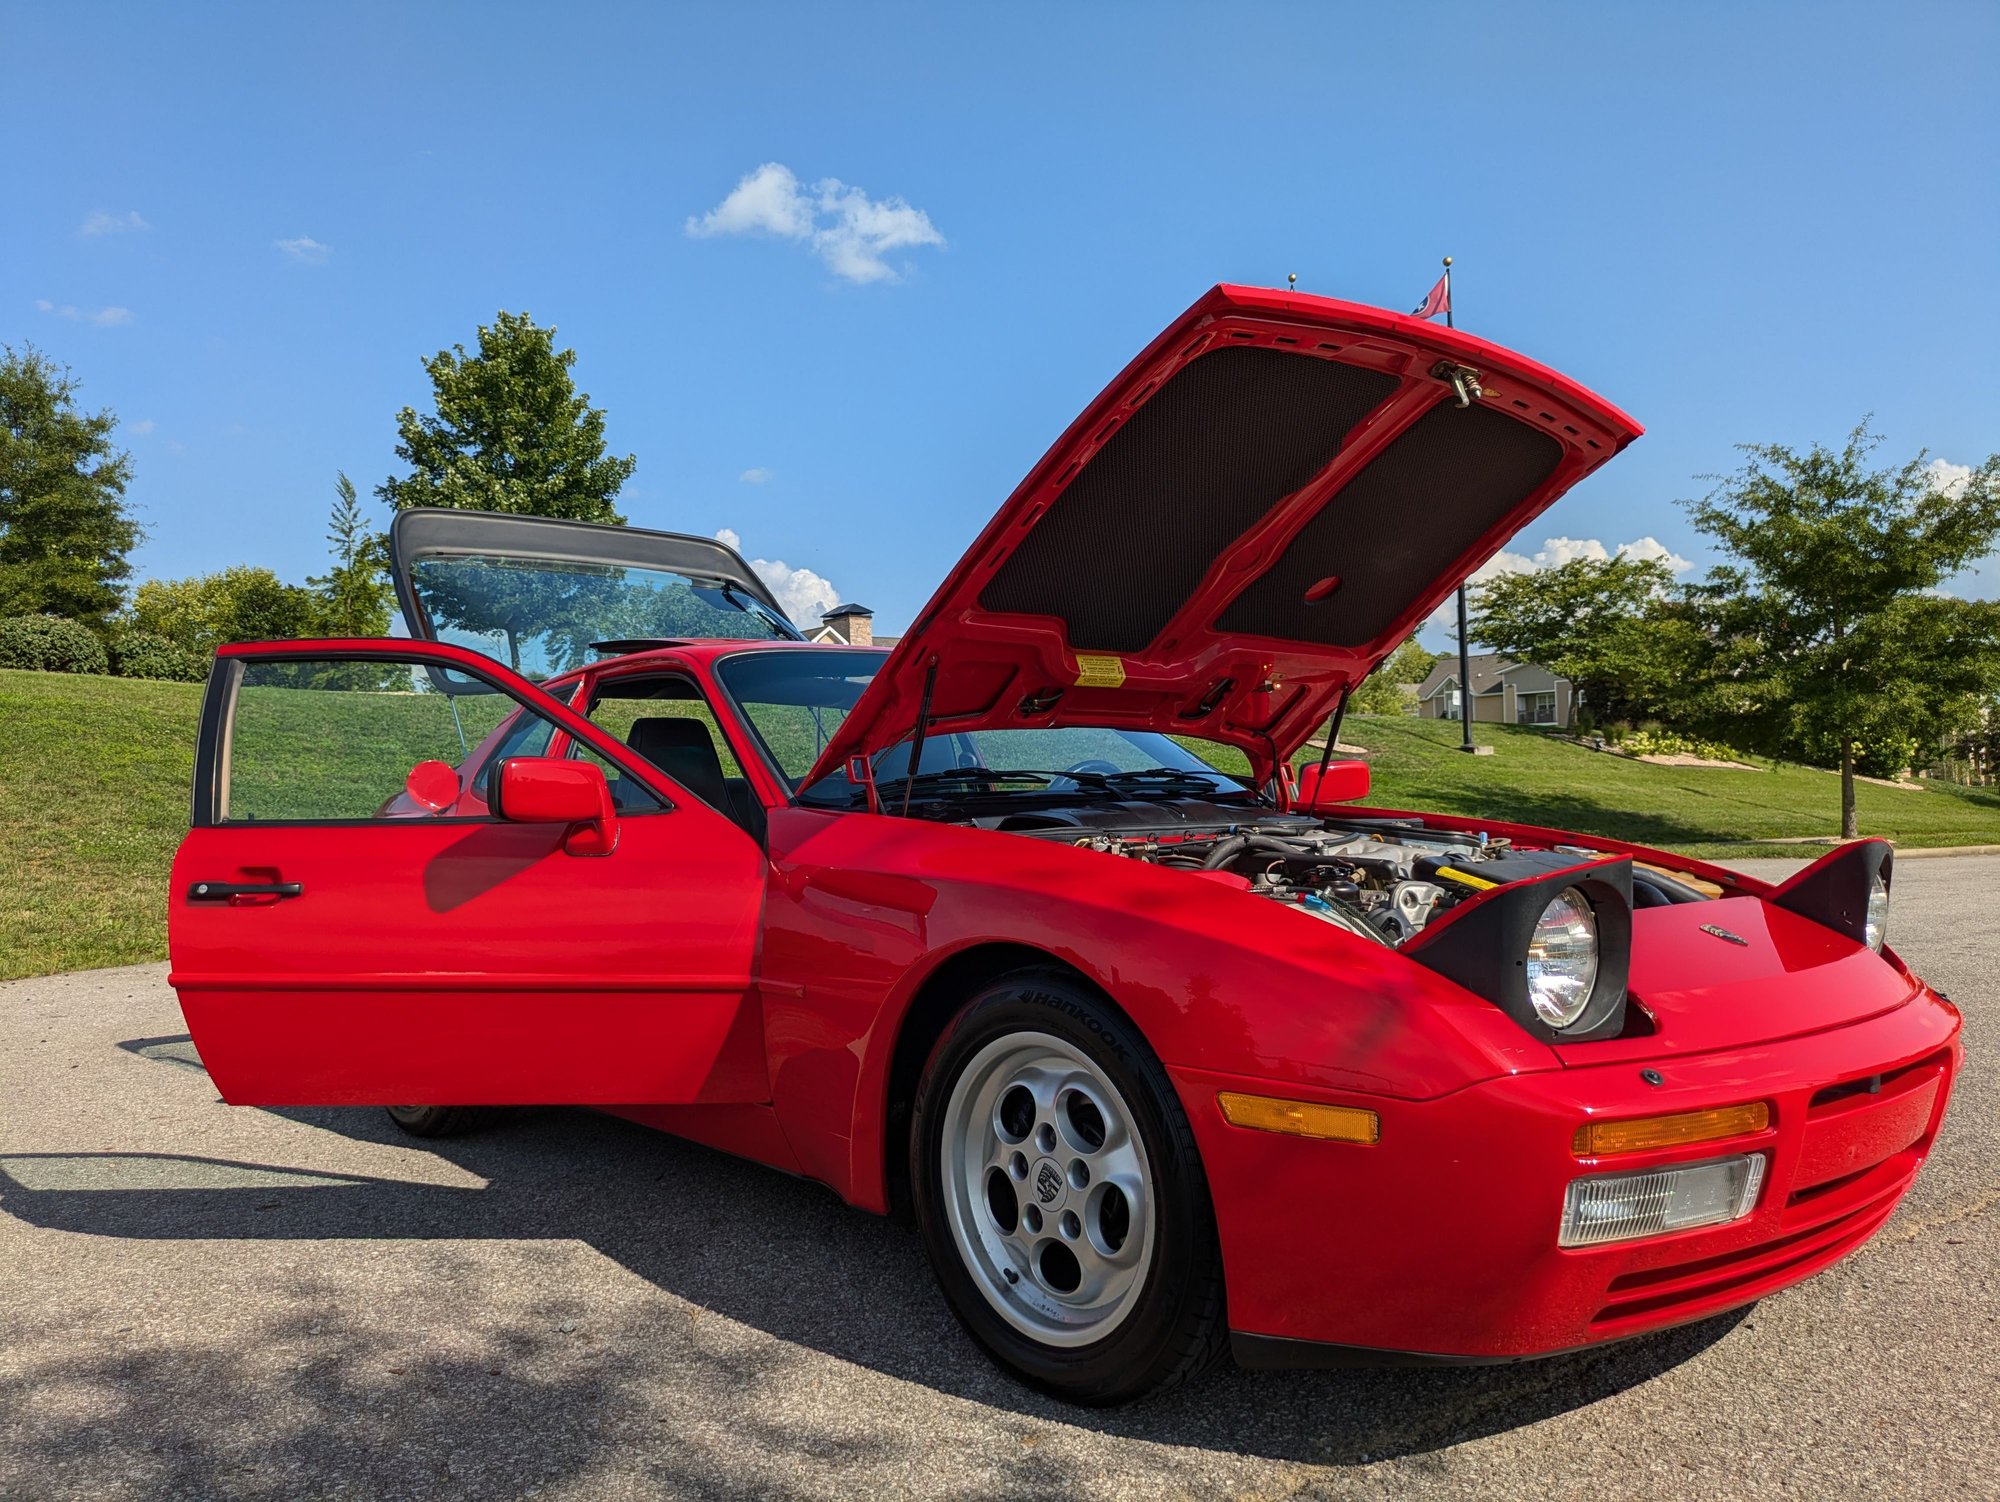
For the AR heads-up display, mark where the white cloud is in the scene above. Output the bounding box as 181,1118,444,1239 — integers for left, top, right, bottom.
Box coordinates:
739,467,774,485
713,528,842,625
1925,459,1974,498
274,235,331,265
688,163,818,240
130,418,156,435
687,162,945,284
35,298,133,327
79,209,149,237
1611,536,1694,573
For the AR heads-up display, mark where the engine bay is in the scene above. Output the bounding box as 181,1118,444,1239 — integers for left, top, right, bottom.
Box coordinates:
977,800,1711,946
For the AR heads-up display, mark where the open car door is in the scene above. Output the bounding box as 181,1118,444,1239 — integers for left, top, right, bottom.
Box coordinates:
167,639,768,1106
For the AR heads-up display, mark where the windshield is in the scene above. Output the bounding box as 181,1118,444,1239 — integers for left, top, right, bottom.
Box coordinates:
407,553,796,678
715,648,1254,805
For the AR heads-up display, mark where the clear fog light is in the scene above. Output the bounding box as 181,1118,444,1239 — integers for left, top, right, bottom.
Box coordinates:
1559,1153,1766,1248
1864,872,1889,952
1526,887,1600,1029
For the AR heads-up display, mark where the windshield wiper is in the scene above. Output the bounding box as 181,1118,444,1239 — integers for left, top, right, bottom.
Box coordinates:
1076,768,1245,796
857,767,1057,806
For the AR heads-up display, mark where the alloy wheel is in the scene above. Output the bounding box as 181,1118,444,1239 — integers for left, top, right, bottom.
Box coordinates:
937,1030,1158,1346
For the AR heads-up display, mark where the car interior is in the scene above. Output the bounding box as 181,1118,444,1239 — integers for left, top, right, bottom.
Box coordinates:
584,674,765,841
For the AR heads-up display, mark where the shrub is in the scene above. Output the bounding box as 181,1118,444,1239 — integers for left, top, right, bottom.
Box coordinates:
1612,727,1749,763
108,628,208,682
0,614,111,674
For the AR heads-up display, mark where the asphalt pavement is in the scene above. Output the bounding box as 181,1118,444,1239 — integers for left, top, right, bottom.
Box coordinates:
1,856,1994,1500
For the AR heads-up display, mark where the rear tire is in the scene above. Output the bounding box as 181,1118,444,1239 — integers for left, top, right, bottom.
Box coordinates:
910,970,1228,1405
385,1105,500,1138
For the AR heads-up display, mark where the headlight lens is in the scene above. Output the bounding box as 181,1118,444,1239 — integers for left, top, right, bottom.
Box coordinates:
1864,872,1889,951
1526,887,1599,1029
1559,1154,1766,1247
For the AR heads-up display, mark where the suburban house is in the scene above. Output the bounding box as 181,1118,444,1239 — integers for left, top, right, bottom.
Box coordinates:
1416,652,1575,726
809,603,901,650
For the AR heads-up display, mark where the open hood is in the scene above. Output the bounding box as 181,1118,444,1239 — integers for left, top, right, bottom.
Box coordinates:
805,285,1641,787
388,508,802,676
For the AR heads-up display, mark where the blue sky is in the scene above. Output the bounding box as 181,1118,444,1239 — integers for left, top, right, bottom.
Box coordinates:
4,1,1995,646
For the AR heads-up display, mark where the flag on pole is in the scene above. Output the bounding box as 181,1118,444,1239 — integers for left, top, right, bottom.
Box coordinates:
1411,269,1451,322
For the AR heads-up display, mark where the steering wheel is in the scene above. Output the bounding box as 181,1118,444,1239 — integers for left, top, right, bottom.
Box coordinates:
1063,759,1124,776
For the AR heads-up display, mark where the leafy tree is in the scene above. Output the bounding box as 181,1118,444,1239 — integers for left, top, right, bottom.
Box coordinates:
1683,424,2000,837
308,471,391,638
377,311,634,522
1348,636,1439,715
131,566,324,654
0,345,140,626
1470,555,1703,728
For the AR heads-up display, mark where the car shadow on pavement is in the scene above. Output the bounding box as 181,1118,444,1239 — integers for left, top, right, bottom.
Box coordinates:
0,1038,1749,1469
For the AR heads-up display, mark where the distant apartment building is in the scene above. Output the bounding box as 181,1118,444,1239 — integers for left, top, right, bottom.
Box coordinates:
1415,652,1575,726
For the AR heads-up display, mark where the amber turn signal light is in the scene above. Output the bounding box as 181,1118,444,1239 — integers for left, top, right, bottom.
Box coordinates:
1217,1092,1380,1144
1572,1101,1771,1157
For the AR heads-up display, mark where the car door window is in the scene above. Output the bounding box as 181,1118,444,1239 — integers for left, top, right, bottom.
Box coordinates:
467,682,580,801
218,654,659,823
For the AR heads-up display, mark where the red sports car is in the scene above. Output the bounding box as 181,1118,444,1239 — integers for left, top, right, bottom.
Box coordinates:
169,286,1961,1404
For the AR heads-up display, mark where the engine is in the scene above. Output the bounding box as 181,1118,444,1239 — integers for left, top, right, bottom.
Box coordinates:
989,800,1698,945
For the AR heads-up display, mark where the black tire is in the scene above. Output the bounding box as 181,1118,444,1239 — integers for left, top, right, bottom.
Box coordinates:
385,1105,501,1138
910,969,1228,1404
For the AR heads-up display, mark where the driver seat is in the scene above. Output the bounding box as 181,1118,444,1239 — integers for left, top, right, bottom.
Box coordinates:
625,717,728,811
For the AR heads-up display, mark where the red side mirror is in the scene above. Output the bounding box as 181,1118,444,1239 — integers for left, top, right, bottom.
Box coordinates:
493,758,618,855
1296,758,1371,810
403,759,461,814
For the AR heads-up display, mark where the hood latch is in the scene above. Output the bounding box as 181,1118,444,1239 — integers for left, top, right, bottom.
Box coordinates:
1431,360,1484,408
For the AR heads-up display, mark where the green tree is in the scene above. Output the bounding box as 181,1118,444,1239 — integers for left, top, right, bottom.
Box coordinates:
1348,636,1438,715
308,471,391,638
1684,424,2000,837
377,311,634,522
0,345,140,626
1470,555,1702,728
131,566,324,654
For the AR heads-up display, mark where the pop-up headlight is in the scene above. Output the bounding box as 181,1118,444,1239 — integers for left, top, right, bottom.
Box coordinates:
1770,839,1894,954
1404,857,1633,1042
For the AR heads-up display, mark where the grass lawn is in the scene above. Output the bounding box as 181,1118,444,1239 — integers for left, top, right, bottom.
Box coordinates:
5,668,2000,981
1,670,202,981
1318,716,2000,860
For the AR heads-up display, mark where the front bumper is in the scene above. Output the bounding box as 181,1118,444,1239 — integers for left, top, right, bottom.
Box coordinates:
1172,983,1961,1364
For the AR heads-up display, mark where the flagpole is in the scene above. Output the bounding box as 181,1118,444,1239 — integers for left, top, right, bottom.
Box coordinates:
1442,256,1477,752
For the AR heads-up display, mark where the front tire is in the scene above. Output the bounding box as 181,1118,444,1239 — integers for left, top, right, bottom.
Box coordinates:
910,971,1227,1404
385,1105,499,1138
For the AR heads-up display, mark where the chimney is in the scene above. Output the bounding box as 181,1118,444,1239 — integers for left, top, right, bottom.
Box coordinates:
821,603,873,647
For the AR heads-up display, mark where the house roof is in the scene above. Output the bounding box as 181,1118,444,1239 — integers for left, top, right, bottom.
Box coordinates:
1416,652,1516,699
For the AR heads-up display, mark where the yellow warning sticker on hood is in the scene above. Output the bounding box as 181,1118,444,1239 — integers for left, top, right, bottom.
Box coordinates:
1074,655,1127,688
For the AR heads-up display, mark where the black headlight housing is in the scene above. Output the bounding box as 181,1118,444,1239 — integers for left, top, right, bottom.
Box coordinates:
1769,839,1893,951
1403,856,1634,1042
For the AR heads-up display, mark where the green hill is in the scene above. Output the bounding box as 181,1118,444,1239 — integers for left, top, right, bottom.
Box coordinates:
5,668,1998,981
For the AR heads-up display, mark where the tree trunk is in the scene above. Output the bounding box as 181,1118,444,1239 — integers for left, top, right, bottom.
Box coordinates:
1840,738,1859,839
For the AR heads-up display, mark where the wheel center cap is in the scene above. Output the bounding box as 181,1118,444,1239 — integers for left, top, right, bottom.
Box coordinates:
1032,1156,1066,1207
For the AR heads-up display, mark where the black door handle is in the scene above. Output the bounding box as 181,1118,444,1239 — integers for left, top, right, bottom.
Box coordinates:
186,881,304,902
